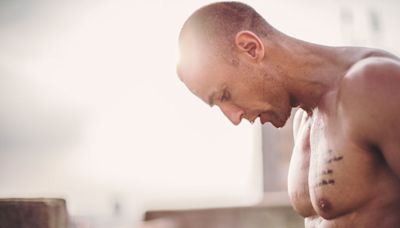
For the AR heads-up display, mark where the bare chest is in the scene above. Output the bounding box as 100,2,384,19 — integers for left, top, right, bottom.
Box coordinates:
288,112,381,219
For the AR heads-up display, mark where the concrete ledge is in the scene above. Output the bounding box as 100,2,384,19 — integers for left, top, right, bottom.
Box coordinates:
144,205,303,228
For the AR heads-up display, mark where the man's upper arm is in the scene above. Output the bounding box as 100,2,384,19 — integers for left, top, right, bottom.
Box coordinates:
340,57,400,177
293,109,305,141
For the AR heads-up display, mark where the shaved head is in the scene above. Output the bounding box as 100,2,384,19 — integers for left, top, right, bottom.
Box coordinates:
179,2,274,65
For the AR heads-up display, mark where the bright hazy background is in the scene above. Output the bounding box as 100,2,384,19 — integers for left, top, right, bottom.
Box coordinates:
0,0,399,227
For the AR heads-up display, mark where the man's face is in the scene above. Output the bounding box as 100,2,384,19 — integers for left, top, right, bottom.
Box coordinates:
177,46,292,128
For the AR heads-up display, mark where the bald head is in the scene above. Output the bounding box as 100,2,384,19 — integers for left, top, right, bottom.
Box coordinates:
180,2,272,43
179,1,274,64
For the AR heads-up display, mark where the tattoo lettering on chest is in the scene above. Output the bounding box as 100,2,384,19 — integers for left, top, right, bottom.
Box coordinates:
321,169,333,175
314,168,335,188
313,149,344,188
325,155,343,164
315,179,335,188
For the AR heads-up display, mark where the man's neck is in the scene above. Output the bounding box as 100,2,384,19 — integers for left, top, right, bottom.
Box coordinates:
268,35,361,114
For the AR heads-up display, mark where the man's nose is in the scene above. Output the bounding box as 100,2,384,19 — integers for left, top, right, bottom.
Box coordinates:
218,104,244,125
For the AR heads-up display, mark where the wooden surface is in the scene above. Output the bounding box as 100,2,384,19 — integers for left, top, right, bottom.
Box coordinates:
0,198,68,228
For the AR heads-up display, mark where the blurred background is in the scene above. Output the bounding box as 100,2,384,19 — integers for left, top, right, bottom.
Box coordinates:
0,0,399,227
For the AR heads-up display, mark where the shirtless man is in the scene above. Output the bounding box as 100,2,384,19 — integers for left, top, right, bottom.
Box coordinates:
176,2,400,227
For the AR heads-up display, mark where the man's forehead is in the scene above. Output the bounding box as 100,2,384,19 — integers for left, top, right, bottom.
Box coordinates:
177,35,222,105
177,62,215,104
177,53,207,84
178,31,215,70
177,64,204,94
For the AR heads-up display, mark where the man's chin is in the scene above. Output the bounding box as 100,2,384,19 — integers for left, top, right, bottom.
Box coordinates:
263,114,289,128
271,119,286,128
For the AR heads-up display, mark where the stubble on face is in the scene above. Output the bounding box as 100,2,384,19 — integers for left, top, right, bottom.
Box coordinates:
258,105,291,128
178,34,293,128
258,71,292,128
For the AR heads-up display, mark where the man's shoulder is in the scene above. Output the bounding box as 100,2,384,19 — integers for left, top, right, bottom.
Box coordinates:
337,56,400,138
340,56,400,103
346,56,399,79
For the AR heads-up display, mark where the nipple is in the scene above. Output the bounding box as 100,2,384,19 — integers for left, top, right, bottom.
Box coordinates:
318,198,332,212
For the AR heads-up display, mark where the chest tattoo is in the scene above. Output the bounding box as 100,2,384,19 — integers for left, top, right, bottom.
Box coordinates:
325,155,344,164
313,148,345,188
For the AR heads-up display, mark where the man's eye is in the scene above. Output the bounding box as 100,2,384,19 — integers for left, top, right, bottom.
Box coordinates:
220,91,230,102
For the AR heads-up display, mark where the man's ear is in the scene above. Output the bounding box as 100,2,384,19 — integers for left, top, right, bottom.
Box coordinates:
234,31,265,62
